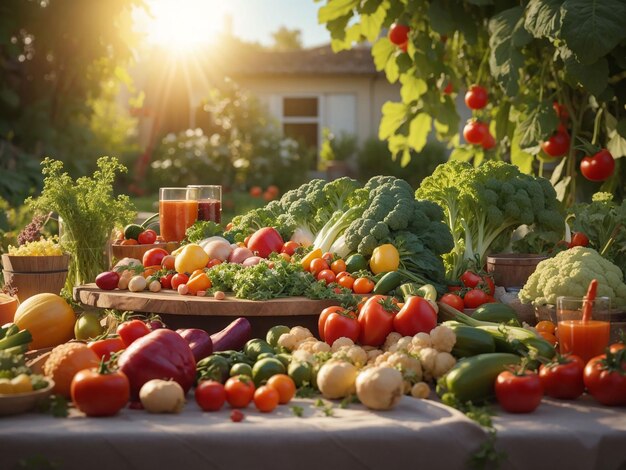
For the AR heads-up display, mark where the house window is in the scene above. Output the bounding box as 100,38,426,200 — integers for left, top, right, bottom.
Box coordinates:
281,97,320,167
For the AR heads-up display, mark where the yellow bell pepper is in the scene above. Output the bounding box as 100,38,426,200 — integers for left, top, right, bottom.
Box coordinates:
369,244,400,274
174,244,209,274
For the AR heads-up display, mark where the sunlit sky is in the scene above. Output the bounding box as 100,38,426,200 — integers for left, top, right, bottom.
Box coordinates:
135,0,330,50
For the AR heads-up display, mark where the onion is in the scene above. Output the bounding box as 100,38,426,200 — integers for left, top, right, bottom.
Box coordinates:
228,247,254,264
203,240,232,261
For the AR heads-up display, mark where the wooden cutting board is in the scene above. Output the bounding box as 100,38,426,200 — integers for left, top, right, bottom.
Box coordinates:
74,284,341,317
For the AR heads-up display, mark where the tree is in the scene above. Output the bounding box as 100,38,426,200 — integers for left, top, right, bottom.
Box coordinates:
317,0,626,204
271,26,303,51
0,0,143,204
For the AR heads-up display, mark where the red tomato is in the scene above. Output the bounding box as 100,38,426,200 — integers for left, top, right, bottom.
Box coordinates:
358,295,398,347
161,255,175,271
322,252,335,264
309,258,329,277
70,365,130,417
460,270,482,289
393,296,438,336
463,120,489,145
87,337,126,362
553,101,569,123
281,241,300,256
609,343,626,354
137,229,157,245
580,149,615,182
495,370,543,413
388,23,410,46
443,82,454,95
464,85,488,110
337,274,355,290
323,311,360,346
171,273,189,290
230,409,244,422
353,277,375,294
207,259,222,268
481,132,496,150
247,227,284,258
116,320,151,347
318,306,345,341
143,248,169,268
482,275,495,296
253,385,279,413
541,131,570,157
539,354,585,400
249,186,262,197
225,375,256,408
584,351,626,406
568,232,589,248
195,380,226,411
439,293,464,311
330,259,346,275
463,288,490,309
159,272,174,289
316,269,336,285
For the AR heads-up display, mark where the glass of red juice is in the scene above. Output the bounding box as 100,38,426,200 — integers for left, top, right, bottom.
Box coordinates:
556,296,611,363
187,185,222,223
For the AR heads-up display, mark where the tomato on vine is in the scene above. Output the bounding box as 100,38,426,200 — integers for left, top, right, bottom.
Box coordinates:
568,232,589,248
481,132,496,150
464,85,488,110
580,149,615,182
541,131,570,157
388,23,409,46
463,120,489,145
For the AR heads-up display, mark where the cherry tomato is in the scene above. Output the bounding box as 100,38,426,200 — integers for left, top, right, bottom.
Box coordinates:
195,380,226,411
159,272,174,289
316,269,336,285
330,259,346,275
541,131,570,157
116,319,151,347
207,258,222,268
353,277,375,294
358,295,398,346
463,288,490,309
388,23,410,46
120,238,138,246
584,351,626,406
87,337,126,362
535,320,556,334
281,241,300,256
539,354,585,400
439,293,464,311
137,229,157,245
568,232,589,248
495,370,543,413
335,271,350,281
171,273,189,290
323,310,360,346
266,374,296,404
609,343,626,354
322,252,335,264
70,364,130,417
230,409,244,422
337,274,355,290
142,248,169,268
481,132,496,150
443,82,454,95
224,375,255,408
244,235,252,247
460,270,482,288
318,306,346,341
309,258,329,276
463,120,489,145
553,101,569,123
393,295,438,337
464,84,488,110
580,149,615,182
253,385,279,413
161,255,176,271
539,331,558,345
249,186,262,197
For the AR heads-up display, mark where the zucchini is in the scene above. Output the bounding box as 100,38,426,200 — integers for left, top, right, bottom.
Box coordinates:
445,323,496,358
439,353,521,404
472,303,520,326
374,271,404,294
399,283,437,302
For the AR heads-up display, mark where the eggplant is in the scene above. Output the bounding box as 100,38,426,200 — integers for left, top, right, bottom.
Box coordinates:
176,328,213,362
210,317,252,352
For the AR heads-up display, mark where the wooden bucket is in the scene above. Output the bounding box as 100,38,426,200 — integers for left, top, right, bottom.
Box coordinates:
1,254,69,302
486,254,547,289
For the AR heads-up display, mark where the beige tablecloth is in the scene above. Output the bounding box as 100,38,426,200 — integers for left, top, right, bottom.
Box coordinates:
1,396,625,470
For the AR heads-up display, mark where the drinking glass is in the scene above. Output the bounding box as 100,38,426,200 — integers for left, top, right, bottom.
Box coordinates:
187,185,222,223
159,187,198,242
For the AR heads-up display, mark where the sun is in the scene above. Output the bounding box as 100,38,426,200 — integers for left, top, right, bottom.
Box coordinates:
140,0,224,52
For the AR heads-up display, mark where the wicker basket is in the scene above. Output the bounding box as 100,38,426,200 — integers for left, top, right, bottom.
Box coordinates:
1,254,69,302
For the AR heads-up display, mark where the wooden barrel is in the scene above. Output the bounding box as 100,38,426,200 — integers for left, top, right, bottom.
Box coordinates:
486,254,547,289
1,254,69,303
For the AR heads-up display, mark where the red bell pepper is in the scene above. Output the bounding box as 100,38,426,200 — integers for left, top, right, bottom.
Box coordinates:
246,227,284,258
118,329,196,399
176,328,213,362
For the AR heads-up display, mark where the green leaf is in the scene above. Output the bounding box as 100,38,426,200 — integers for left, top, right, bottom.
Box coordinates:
400,75,427,103
488,7,532,96
432,96,460,139
494,101,511,140
379,101,409,140
550,156,567,185
371,37,395,71
616,118,626,140
606,115,626,158
560,0,626,65
385,53,400,83
553,176,571,202
388,134,408,160
450,146,474,162
396,52,414,74
318,0,359,23
428,1,455,34
400,148,412,168
510,133,535,174
561,48,609,97
360,3,388,41
516,101,559,149
407,113,432,152
524,0,563,39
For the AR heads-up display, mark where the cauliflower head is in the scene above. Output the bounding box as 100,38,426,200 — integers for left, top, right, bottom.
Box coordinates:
519,247,626,307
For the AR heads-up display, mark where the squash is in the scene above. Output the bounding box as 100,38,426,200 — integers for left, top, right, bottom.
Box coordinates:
0,293,18,325
43,342,99,397
13,293,76,349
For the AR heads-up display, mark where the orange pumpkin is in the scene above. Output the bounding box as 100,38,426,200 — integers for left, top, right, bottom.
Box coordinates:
13,293,76,349
43,342,99,397
0,293,18,324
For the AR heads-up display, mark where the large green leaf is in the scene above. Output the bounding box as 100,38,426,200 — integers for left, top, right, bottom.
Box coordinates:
432,96,460,138
494,101,511,140
428,1,454,34
360,3,388,42
371,37,395,71
606,114,626,159
408,113,432,152
516,101,559,149
524,0,563,39
379,101,409,140
560,0,626,65
488,7,532,96
400,74,427,103
450,4,479,45
560,48,609,97
385,52,400,82
510,133,535,174
450,146,474,162
318,0,359,23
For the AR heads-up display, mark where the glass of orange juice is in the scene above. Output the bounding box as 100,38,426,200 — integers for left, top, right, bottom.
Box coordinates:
159,187,199,242
556,296,611,363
